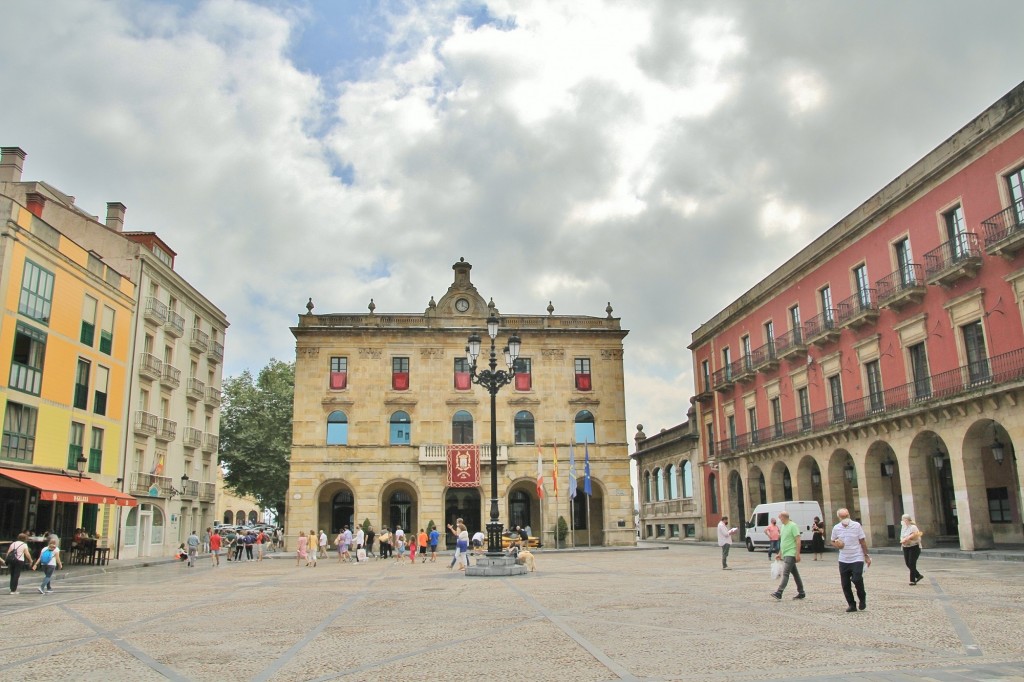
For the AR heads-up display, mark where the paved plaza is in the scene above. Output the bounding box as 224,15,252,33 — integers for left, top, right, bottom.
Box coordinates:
1,544,1022,681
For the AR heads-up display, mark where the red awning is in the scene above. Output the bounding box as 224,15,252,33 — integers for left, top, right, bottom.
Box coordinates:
0,467,137,507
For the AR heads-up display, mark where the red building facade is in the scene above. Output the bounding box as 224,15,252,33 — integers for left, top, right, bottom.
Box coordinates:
690,82,1024,551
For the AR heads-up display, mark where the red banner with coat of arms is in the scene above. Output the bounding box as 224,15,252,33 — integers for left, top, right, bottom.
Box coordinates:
447,444,480,488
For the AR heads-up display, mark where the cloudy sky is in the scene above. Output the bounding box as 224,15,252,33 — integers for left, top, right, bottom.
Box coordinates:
3,0,1024,439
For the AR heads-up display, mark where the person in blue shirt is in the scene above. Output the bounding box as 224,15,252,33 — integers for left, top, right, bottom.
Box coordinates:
428,526,441,563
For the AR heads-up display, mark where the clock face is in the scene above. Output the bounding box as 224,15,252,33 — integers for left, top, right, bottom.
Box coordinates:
455,298,470,312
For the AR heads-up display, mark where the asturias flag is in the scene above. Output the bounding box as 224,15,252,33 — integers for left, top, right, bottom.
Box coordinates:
568,442,578,500
584,442,592,496
552,444,559,500
536,446,544,499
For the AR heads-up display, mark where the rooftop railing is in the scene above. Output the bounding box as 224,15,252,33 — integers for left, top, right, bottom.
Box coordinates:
713,346,1024,457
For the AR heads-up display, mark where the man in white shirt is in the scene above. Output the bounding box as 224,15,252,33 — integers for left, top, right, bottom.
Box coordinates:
318,530,328,559
717,517,737,570
830,508,872,612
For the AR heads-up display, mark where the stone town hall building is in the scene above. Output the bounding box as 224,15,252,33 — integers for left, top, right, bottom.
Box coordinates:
285,259,635,548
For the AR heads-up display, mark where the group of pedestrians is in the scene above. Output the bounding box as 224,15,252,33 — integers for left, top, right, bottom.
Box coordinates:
719,508,912,613
4,532,62,595
294,525,453,567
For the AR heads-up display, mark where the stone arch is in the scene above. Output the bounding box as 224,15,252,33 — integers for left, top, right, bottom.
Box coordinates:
961,419,1022,548
747,465,766,509
827,448,857,521
907,430,954,540
380,479,418,535
506,477,543,536
568,476,606,546
769,460,793,502
864,440,902,546
795,455,824,509
316,480,357,535
728,469,746,540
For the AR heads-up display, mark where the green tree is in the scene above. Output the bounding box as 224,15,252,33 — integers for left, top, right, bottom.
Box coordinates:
219,358,294,520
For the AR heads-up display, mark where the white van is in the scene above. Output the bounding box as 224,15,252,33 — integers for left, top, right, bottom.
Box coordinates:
744,501,823,552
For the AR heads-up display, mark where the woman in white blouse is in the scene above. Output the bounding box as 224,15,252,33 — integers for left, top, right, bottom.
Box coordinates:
899,514,925,585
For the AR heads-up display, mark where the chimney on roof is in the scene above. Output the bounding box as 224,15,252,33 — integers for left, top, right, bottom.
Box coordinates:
0,147,27,183
105,202,126,232
25,192,46,218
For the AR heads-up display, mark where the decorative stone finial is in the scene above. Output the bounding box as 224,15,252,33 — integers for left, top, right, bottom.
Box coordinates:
487,298,496,313
305,298,314,315
547,301,554,315
606,302,613,318
368,298,376,314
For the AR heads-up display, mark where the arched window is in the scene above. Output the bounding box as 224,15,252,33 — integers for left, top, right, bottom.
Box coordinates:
332,490,354,533
390,411,411,445
644,472,653,502
509,489,531,528
758,472,767,504
654,468,664,501
783,468,793,501
326,411,348,445
151,506,164,544
709,473,719,514
667,464,678,498
574,410,595,444
235,510,245,525
681,461,693,498
248,510,258,524
514,411,535,445
125,507,138,545
223,511,233,525
452,410,473,444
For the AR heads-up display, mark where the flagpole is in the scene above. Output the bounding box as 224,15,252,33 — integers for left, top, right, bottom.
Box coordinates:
586,496,592,548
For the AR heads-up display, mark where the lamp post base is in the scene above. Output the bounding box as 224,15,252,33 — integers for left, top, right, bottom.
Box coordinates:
465,553,528,577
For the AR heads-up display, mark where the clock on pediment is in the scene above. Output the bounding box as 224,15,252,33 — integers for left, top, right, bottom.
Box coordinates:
455,297,470,313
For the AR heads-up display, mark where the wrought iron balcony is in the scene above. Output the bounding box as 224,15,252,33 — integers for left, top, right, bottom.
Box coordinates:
190,327,210,353
774,326,806,360
202,433,219,453
179,479,199,499
712,365,735,392
836,290,879,329
199,482,216,502
924,232,982,286
803,309,840,346
876,265,925,310
183,426,203,449
130,472,171,496
164,310,185,338
734,356,756,383
418,443,508,465
160,364,181,390
711,346,1024,458
186,377,205,401
205,386,222,407
208,341,224,365
139,353,162,381
982,203,1024,258
156,418,177,442
134,411,158,436
748,340,777,373
144,296,167,325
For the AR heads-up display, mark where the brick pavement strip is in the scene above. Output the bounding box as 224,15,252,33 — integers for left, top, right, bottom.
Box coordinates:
0,546,1022,681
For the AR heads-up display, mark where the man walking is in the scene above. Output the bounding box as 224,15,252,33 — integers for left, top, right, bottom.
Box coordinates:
210,528,222,567
186,530,200,568
770,511,805,601
717,516,737,569
831,508,871,612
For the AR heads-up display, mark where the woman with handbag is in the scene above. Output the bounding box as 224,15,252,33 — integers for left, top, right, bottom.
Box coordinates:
899,515,925,585
7,532,34,595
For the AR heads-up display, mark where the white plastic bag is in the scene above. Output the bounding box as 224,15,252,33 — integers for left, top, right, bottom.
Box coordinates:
770,558,783,580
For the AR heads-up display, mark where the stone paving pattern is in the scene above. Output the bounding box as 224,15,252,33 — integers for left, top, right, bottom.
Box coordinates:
1,545,1022,681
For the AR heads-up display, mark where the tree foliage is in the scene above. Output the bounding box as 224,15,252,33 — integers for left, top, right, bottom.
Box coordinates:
219,358,294,520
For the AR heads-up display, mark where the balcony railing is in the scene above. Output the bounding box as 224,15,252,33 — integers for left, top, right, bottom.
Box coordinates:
130,472,171,496
156,418,177,442
876,265,925,310
749,340,778,372
190,328,210,353
418,444,508,465
186,377,206,401
712,365,734,392
982,203,1024,258
734,355,756,383
165,310,185,338
208,341,224,365
134,411,158,436
199,482,216,502
160,364,181,389
144,296,167,325
139,353,162,380
713,346,1024,458
206,386,222,407
924,232,982,285
774,326,806,360
180,479,199,499
183,426,203,449
836,289,878,329
803,309,840,346
203,433,219,453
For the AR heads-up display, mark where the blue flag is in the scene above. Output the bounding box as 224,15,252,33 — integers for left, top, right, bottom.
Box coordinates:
568,442,577,500
584,442,592,496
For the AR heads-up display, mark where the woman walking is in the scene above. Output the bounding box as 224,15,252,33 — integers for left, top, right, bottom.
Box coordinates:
31,537,62,594
296,530,308,567
7,532,33,595
900,514,925,585
811,516,826,561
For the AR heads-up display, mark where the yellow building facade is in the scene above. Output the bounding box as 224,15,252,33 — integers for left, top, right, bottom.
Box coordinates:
0,191,136,541
286,259,635,549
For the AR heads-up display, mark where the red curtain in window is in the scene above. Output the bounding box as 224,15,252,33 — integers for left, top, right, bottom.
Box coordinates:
454,371,471,390
329,371,347,390
575,373,591,391
392,372,410,390
515,373,532,391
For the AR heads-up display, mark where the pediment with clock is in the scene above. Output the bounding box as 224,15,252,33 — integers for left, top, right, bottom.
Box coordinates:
429,257,489,318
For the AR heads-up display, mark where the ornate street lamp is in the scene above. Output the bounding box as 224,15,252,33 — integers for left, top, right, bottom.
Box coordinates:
466,314,521,554
61,452,89,480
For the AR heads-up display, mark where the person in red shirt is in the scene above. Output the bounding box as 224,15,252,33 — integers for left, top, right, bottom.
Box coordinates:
209,529,222,567
765,518,781,562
